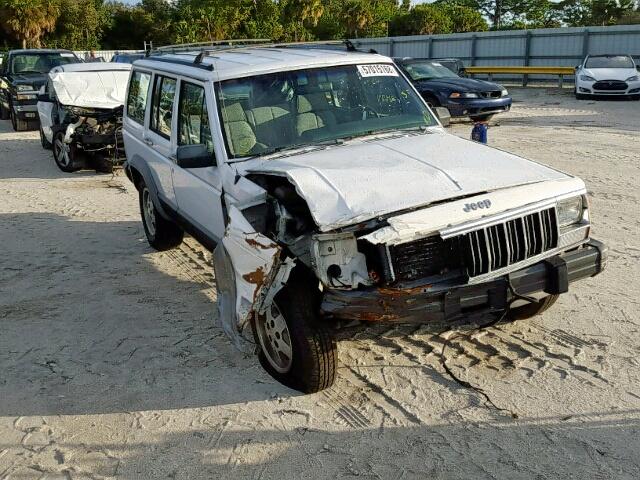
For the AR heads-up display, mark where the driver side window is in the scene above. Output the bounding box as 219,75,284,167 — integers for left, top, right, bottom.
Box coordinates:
150,75,176,139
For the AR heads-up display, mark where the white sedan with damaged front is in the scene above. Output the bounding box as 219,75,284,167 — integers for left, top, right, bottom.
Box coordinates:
122,43,607,393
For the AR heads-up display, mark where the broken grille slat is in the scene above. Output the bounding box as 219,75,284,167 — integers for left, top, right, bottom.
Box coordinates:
385,207,559,283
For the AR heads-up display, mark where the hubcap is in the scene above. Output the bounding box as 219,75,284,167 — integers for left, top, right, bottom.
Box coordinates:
142,189,156,237
256,302,293,374
54,137,71,166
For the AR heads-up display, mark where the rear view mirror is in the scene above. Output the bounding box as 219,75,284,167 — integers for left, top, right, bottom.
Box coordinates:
175,144,216,169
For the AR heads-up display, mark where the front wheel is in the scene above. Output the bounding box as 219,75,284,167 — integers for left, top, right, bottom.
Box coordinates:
508,294,559,320
10,109,28,132
53,131,81,172
252,274,337,393
139,181,184,251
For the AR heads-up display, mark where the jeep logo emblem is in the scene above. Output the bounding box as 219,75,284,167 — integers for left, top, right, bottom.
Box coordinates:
463,199,492,212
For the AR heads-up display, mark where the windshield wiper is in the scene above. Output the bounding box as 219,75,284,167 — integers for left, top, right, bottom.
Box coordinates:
241,138,344,161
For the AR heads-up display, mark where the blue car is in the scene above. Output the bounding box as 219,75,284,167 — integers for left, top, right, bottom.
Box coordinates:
395,58,512,121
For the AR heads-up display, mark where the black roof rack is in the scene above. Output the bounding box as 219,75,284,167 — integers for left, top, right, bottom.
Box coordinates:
145,39,372,70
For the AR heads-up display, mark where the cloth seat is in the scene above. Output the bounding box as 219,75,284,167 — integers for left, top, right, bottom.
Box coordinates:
246,105,294,147
221,103,259,157
295,92,337,138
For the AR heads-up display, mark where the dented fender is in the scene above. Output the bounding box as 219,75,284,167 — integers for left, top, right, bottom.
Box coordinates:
213,206,294,351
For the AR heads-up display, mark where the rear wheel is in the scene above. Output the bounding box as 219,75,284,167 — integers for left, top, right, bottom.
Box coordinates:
139,181,184,251
252,273,337,393
508,295,559,320
53,131,81,172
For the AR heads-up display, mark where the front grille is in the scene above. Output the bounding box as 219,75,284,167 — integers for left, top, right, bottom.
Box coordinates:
387,235,462,282
384,208,558,283
480,91,502,99
593,80,627,91
462,208,558,277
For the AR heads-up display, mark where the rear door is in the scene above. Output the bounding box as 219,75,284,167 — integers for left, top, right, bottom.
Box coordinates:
171,78,225,244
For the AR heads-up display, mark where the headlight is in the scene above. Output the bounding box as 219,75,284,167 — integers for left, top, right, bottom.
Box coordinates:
501,88,509,97
579,75,595,82
449,92,478,99
625,75,639,82
557,196,584,227
16,85,33,91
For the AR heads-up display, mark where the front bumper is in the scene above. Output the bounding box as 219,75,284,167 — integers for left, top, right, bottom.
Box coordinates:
321,239,607,323
444,96,512,117
12,102,39,121
577,81,640,96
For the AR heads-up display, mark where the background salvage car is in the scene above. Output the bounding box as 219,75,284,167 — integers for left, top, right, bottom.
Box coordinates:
37,62,131,173
395,57,512,122
0,49,81,131
574,54,640,99
122,42,606,394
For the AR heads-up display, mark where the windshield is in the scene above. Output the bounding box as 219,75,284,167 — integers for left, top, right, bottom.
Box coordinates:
401,61,460,81
585,55,634,69
10,53,78,74
216,63,437,159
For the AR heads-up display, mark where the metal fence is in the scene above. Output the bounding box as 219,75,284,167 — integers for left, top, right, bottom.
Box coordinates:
351,25,640,82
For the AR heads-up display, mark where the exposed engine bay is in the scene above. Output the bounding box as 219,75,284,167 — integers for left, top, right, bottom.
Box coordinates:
54,105,125,172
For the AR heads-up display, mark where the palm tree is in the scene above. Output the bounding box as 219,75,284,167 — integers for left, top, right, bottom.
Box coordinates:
0,0,60,48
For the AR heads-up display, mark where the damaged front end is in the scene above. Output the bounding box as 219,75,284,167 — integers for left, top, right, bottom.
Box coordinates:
56,105,125,172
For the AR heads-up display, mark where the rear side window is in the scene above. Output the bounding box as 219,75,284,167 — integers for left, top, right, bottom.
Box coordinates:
126,70,151,125
178,82,213,153
150,75,177,139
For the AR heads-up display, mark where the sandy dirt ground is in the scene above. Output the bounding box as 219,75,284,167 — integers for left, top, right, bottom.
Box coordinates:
1,88,639,480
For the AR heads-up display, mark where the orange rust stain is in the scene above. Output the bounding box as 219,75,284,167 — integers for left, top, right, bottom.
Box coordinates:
242,266,266,286
245,237,277,250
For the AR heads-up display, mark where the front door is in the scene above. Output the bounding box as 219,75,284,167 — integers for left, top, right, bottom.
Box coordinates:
171,79,225,245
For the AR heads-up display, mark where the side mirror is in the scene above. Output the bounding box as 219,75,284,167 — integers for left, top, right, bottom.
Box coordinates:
636,65,640,72
433,106,451,127
175,144,216,169
575,65,580,70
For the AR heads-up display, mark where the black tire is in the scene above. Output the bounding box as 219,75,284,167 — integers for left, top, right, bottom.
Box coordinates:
470,113,494,122
40,127,52,150
423,94,440,109
508,295,559,321
53,131,81,172
10,108,28,132
0,104,9,120
138,180,184,251
252,272,337,393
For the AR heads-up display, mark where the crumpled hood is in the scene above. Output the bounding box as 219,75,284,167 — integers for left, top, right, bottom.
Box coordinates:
244,131,569,231
582,67,637,81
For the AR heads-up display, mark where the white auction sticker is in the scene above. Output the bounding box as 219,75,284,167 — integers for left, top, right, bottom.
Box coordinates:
357,64,399,77
60,53,76,57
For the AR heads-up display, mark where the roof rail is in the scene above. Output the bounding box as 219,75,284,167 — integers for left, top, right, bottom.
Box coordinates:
156,38,271,53
149,39,370,69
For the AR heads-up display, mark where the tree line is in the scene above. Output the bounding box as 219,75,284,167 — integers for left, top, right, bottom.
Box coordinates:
1,0,639,51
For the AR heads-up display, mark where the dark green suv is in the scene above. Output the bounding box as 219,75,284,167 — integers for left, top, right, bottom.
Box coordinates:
0,49,80,131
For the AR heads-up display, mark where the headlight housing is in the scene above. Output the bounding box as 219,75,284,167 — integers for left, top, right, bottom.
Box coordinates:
625,75,639,82
16,93,37,101
449,92,478,99
579,75,596,82
16,84,33,91
501,87,509,97
557,196,584,227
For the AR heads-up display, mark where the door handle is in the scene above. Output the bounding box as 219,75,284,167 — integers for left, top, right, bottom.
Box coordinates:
143,138,154,146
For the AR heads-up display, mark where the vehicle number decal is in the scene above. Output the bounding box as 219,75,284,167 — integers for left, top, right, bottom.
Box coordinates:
357,64,398,77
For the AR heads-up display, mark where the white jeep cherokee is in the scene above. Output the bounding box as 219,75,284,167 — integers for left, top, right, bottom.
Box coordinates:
123,44,606,393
